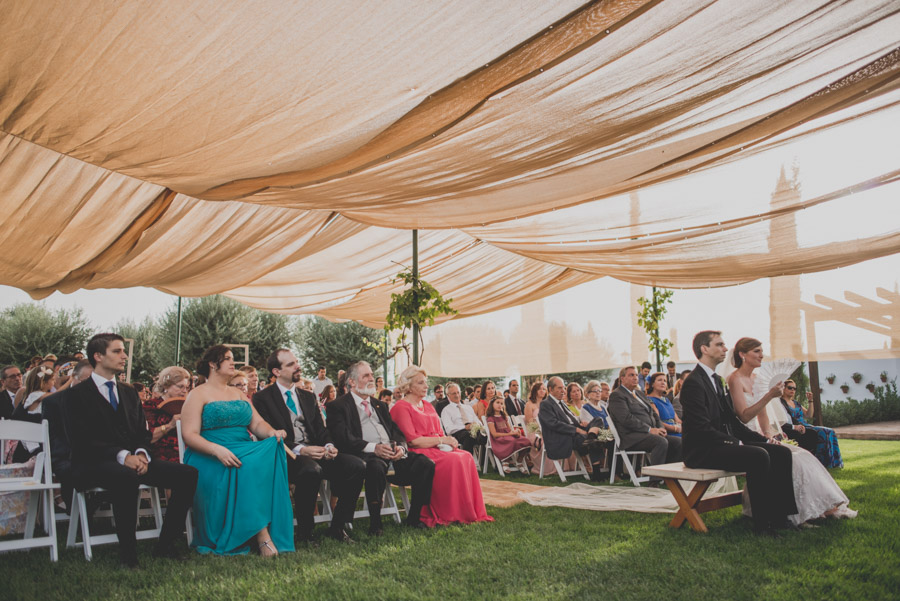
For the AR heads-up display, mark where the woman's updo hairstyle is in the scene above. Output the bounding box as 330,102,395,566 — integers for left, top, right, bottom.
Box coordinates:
395,365,426,396
196,344,232,378
154,366,191,396
732,337,762,368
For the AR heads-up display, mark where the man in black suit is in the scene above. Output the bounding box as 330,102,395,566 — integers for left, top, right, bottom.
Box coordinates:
681,330,797,535
65,333,198,567
538,377,604,465
504,379,525,417
253,348,364,544
327,361,434,534
0,365,22,420
608,366,682,469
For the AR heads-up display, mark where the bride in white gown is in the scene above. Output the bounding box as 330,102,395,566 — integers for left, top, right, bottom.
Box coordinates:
723,337,856,525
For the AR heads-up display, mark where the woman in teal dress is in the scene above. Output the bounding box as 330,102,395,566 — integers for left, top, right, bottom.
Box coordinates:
181,345,294,556
780,379,843,469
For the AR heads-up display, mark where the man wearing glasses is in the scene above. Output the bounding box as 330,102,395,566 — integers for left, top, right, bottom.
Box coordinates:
1,366,23,419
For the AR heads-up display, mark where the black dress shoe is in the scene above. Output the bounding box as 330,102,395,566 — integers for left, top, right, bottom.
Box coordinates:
325,528,356,544
771,518,801,532
119,550,139,569
368,527,384,537
753,526,782,538
152,543,186,560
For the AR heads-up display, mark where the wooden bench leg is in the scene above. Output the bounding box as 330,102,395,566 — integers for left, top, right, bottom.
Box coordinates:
665,479,712,533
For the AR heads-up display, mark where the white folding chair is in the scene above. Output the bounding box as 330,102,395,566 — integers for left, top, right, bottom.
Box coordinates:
66,483,163,560
535,415,590,482
480,416,529,477
606,415,649,486
0,420,60,561
175,421,195,544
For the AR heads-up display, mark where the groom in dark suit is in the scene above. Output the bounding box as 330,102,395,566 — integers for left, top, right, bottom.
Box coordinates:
681,330,797,535
65,333,198,567
326,361,434,534
252,349,364,543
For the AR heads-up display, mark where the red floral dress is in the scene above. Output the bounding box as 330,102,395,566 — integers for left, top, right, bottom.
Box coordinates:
143,397,180,463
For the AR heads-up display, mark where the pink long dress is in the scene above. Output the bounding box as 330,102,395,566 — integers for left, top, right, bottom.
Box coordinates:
390,399,493,527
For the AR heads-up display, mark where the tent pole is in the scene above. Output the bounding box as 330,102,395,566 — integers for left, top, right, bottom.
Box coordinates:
412,229,419,366
652,286,661,371
175,296,183,366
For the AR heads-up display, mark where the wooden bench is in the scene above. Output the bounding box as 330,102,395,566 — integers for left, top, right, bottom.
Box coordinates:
641,462,744,533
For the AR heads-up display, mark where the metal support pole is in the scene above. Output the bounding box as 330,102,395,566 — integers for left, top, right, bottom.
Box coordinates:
175,296,183,366
652,286,661,371
412,229,419,366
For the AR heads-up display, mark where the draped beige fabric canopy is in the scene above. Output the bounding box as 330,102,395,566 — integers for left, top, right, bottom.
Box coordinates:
2,1,899,361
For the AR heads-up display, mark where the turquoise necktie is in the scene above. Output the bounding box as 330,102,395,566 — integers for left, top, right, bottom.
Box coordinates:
105,381,119,411
285,389,299,415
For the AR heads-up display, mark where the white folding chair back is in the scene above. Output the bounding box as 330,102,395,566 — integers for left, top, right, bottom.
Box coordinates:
175,420,195,544
0,419,60,561
606,414,649,486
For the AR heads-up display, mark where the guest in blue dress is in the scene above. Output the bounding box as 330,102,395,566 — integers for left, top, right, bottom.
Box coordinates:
181,345,294,556
646,373,682,437
780,379,842,469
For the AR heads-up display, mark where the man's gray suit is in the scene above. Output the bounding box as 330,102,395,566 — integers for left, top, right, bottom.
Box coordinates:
607,386,681,466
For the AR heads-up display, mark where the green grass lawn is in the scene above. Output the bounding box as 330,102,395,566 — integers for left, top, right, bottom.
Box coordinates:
4,440,899,601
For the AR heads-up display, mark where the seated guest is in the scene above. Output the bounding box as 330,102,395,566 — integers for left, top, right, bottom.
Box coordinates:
378,388,394,405
228,373,250,398
238,365,260,395
390,366,492,526
66,333,198,567
1,365,23,420
504,379,525,417
144,366,191,463
580,380,610,426
485,395,531,473
431,385,448,416
666,361,678,396
375,376,385,395
326,361,435,533
608,366,682,470
780,379,842,468
253,348,364,544
473,381,493,418
538,377,605,469
468,385,482,406
565,382,587,424
318,384,336,419
440,382,485,454
525,381,556,475
638,362,652,392
10,365,55,462
42,360,92,511
182,345,292,556
672,378,685,419
646,372,682,437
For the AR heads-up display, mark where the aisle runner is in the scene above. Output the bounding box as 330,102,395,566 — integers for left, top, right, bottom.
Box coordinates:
518,483,680,513
478,480,548,508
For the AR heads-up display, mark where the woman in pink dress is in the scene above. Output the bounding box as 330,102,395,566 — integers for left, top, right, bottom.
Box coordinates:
525,381,558,475
390,366,492,527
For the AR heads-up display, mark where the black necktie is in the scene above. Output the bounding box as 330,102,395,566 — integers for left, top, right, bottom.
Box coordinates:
714,374,725,399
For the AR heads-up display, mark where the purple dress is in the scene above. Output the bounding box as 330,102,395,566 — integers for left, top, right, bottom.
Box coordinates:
487,416,532,460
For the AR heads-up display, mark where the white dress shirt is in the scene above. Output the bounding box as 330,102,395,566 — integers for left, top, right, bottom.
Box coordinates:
441,400,477,435
698,362,719,391
91,372,150,465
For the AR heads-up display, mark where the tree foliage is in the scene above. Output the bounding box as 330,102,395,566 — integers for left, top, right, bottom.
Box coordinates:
636,287,675,370
295,316,386,379
0,303,92,367
384,267,456,363
153,296,293,372
114,317,163,384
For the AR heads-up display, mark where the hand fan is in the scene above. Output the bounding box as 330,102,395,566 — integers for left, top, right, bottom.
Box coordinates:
752,358,800,404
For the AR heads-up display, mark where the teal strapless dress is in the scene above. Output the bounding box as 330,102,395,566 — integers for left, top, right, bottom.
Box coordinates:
183,400,294,554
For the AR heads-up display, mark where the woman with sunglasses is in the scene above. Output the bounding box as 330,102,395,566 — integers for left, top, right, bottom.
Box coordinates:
780,379,842,468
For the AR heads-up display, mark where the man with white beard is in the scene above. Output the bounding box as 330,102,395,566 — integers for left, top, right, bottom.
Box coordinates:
326,361,436,534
